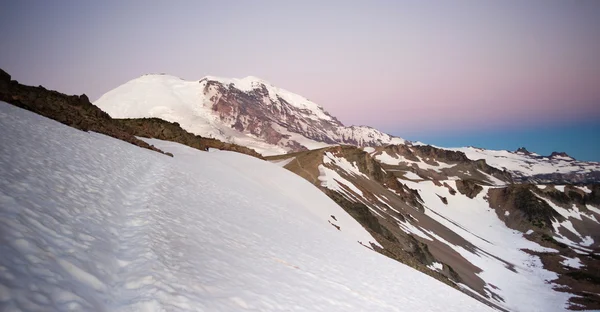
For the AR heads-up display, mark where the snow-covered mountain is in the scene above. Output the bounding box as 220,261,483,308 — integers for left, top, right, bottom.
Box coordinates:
0,101,492,311
446,146,600,184
95,74,406,156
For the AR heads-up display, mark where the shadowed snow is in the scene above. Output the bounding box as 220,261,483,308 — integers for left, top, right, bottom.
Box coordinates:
0,102,490,311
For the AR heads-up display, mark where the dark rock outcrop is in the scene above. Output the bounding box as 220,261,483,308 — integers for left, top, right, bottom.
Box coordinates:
455,179,484,199
516,147,531,155
501,185,564,229
117,118,264,159
550,151,571,159
0,68,169,156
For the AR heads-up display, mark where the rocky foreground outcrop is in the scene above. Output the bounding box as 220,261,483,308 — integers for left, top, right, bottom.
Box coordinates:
117,118,264,159
0,69,169,156
0,68,263,159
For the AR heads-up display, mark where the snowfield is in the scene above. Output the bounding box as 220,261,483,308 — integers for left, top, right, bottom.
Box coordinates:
0,102,492,311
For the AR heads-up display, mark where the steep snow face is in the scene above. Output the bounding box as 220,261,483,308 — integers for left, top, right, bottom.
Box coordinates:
447,147,600,183
94,74,406,156
0,102,490,312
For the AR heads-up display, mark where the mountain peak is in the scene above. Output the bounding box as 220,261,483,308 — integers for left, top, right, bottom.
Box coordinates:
515,147,533,155
199,75,274,93
549,151,574,160
95,73,406,156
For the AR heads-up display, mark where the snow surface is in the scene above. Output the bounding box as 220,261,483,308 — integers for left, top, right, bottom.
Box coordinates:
446,147,600,178
375,152,456,172
576,186,593,194
402,171,422,180
0,102,492,311
318,166,366,202
363,147,376,154
560,256,584,269
535,195,597,252
428,262,444,272
323,152,368,179
396,178,571,312
269,157,295,168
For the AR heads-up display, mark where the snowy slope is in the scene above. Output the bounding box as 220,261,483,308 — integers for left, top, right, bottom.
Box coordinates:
447,147,600,183
0,102,491,311
315,152,571,311
274,146,600,311
94,74,406,156
393,179,571,312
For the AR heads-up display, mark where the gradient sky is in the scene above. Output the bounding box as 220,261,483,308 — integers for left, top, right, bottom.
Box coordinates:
1,1,599,160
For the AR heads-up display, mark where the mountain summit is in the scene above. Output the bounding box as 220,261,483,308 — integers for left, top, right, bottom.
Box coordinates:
95,74,406,156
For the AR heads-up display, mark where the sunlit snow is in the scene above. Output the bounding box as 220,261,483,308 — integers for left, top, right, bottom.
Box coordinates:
560,256,584,269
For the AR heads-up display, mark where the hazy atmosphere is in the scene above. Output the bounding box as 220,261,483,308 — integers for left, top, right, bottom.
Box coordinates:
1,0,599,160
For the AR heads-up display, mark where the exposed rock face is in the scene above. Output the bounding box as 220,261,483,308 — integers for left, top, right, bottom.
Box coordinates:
521,171,600,185
199,77,407,151
515,147,532,155
412,145,471,162
117,118,264,159
550,151,571,159
496,185,564,229
455,179,483,199
0,68,10,83
374,144,513,185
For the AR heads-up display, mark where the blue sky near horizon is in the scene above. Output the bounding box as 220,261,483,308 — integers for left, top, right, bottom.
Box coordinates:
398,119,600,162
0,1,599,160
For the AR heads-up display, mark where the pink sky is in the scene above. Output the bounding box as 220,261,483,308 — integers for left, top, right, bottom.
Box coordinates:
1,1,599,137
